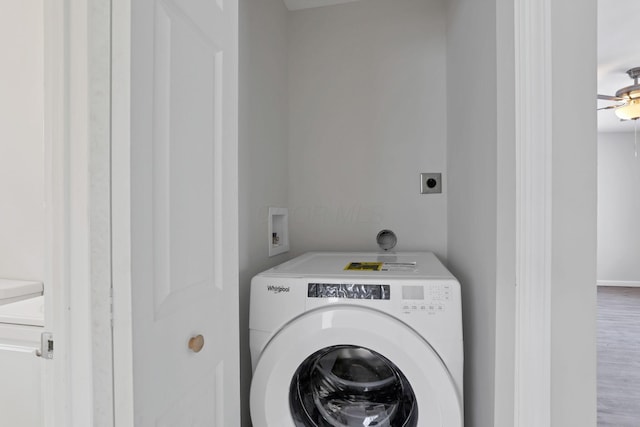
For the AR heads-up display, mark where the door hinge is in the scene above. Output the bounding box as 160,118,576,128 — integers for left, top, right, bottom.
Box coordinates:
35,332,54,359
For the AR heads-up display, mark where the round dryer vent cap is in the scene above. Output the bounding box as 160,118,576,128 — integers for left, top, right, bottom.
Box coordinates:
376,229,397,251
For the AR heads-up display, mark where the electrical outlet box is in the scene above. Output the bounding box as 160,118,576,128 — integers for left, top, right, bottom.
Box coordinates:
420,173,442,194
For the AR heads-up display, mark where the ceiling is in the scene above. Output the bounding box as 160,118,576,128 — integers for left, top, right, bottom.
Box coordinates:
282,0,364,11
598,0,640,132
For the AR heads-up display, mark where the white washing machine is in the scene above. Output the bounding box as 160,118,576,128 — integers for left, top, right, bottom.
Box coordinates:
249,252,463,427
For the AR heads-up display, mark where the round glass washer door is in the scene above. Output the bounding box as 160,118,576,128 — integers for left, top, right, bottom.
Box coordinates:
250,305,462,427
290,345,418,427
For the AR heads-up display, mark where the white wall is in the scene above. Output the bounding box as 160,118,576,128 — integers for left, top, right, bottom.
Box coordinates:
0,0,45,281
241,3,448,425
494,0,516,424
287,0,448,256
597,131,640,284
550,1,597,424
239,0,290,425
0,3,45,425
446,0,500,425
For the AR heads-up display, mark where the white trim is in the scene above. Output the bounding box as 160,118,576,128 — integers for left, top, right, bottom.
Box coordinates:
43,1,114,425
66,0,95,424
597,280,640,288
111,0,135,425
42,1,70,425
86,1,115,424
514,0,553,425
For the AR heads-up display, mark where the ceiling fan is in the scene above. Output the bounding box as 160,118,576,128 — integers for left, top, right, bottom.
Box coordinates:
598,67,640,120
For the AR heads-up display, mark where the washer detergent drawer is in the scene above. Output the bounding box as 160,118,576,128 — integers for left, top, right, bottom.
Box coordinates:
249,305,463,427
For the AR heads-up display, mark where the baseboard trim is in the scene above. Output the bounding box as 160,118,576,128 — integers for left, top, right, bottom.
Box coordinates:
597,280,640,288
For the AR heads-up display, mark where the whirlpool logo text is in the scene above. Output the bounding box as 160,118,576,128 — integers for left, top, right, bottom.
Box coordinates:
267,285,290,294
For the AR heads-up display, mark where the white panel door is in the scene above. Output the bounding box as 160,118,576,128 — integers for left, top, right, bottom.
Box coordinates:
122,0,239,425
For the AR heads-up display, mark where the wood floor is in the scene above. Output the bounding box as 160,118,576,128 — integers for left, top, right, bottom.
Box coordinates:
598,286,640,426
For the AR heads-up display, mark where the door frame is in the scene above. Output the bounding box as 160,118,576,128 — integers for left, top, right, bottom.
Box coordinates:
110,0,135,423
44,1,114,426
49,0,596,425
513,0,597,426
513,0,553,424
43,1,71,425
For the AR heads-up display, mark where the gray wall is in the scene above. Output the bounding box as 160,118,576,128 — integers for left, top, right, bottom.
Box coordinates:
550,1,598,424
239,0,291,425
240,2,449,425
494,0,517,424
287,0,448,256
597,131,640,284
446,0,500,425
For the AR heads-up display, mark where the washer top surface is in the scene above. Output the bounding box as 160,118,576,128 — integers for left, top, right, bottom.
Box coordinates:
261,251,453,280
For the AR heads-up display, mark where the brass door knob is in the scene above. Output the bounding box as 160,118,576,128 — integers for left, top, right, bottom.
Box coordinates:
188,334,205,353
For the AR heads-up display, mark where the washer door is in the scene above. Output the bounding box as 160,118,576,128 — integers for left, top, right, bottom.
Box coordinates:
289,345,419,426
250,306,463,427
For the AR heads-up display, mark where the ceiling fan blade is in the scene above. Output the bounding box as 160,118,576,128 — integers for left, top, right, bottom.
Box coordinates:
597,105,619,111
598,94,624,101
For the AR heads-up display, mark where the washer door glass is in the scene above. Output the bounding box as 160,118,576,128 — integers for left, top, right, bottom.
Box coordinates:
290,345,418,427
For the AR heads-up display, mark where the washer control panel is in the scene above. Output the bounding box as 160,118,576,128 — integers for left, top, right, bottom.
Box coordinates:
401,283,453,315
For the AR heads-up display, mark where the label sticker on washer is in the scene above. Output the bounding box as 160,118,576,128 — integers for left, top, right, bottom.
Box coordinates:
343,261,417,272
344,262,383,271
380,262,417,272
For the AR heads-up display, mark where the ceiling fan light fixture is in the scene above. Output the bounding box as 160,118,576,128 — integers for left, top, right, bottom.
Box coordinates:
615,98,640,121
615,86,640,100
614,67,640,100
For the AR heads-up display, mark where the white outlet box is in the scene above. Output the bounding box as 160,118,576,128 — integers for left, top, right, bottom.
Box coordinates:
268,207,289,257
